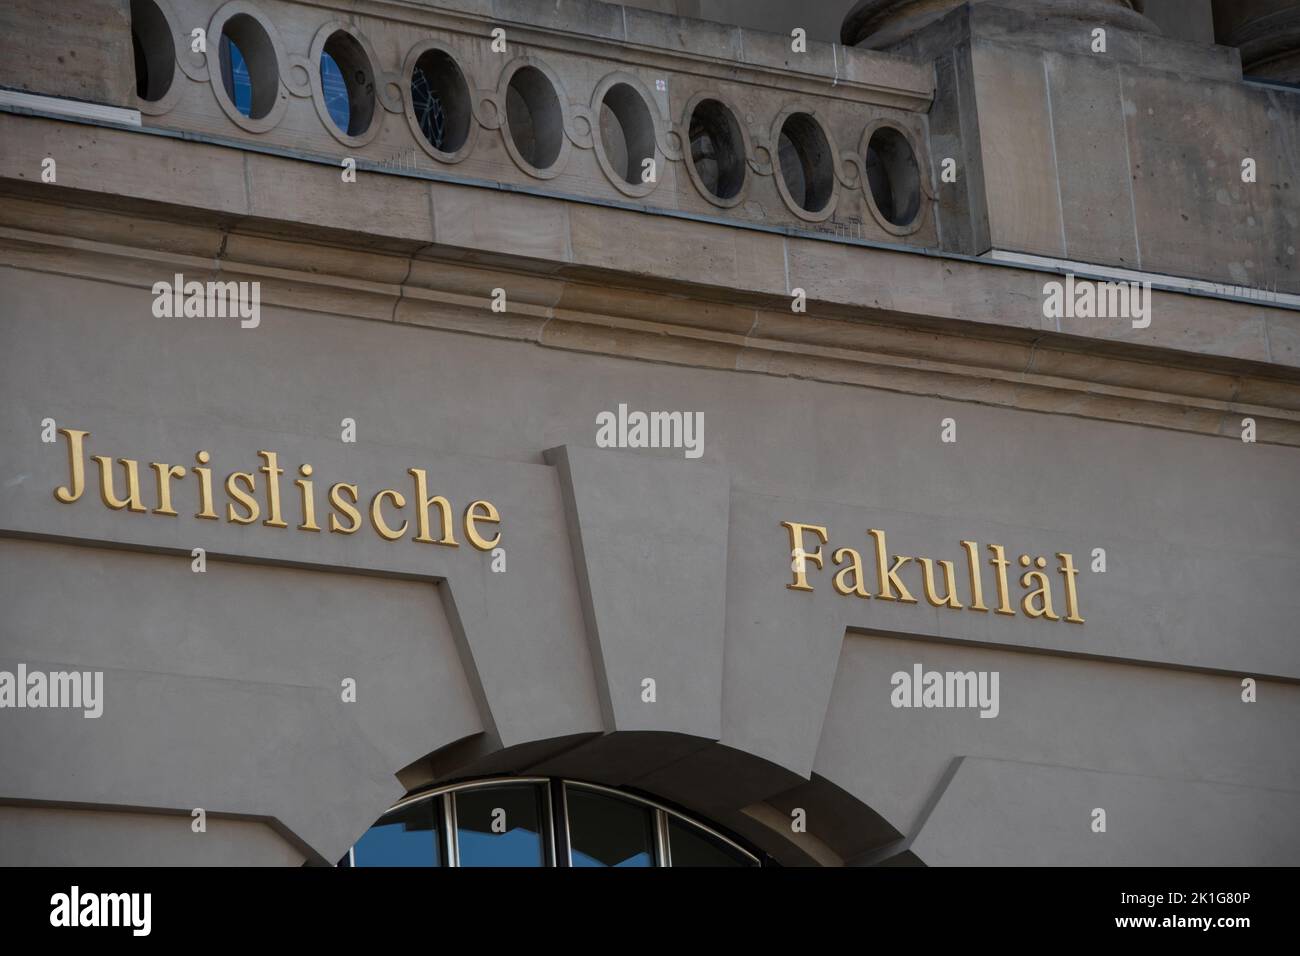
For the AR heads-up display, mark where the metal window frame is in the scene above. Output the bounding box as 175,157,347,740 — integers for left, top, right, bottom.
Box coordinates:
560,779,759,867
560,779,662,868
655,807,672,868
369,775,555,868
356,774,758,868
442,791,458,868
351,787,444,868
553,778,572,868
450,779,554,868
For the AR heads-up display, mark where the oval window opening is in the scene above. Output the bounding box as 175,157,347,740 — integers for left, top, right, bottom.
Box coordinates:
777,113,834,213
505,66,564,171
688,98,745,201
219,15,278,120
598,82,655,185
865,126,921,227
321,32,375,137
411,49,472,154
130,0,174,102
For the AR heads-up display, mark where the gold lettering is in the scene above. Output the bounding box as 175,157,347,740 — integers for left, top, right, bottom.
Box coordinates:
225,471,260,524
295,463,320,532
54,434,524,563
257,450,288,528
370,489,408,541
831,547,871,598
987,544,1015,616
918,557,963,609
194,451,218,520
1057,552,1084,624
867,529,915,603
149,462,186,516
960,539,989,612
408,468,458,547
1019,555,1060,620
328,482,361,534
464,499,501,551
54,428,89,503
779,529,1077,627
781,521,828,591
91,455,146,513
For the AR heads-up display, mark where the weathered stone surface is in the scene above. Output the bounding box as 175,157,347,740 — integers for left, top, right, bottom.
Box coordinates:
1,0,1298,870
1045,51,1141,268
970,41,1066,258
0,0,135,106
1122,71,1299,293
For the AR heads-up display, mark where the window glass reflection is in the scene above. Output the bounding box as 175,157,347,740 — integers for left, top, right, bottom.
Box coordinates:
320,51,350,132
220,35,253,116
344,779,761,868
455,784,546,867
351,799,441,867
667,816,752,867
566,787,656,867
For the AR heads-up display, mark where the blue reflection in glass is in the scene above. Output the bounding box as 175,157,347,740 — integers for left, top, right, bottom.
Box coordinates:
566,787,656,867
321,51,350,133
455,785,545,867
571,847,652,867
221,35,253,116
457,827,545,866
351,800,440,867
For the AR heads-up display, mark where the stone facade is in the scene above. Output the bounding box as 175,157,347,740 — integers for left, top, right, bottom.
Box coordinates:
0,0,1297,866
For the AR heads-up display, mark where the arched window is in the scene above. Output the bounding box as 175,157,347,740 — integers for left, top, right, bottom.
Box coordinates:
341,778,762,867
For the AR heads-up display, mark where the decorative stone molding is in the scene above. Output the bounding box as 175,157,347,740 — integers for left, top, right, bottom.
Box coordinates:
859,118,933,235
1,183,1296,447
110,0,938,247
842,0,1157,48
401,40,479,164
204,1,293,133
307,21,396,148
131,0,187,116
679,91,753,209
495,56,574,180
589,71,668,198
768,105,844,223
1213,0,1300,83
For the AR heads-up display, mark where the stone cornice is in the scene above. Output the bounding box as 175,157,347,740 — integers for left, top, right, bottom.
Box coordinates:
7,110,1297,354
3,174,1298,447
